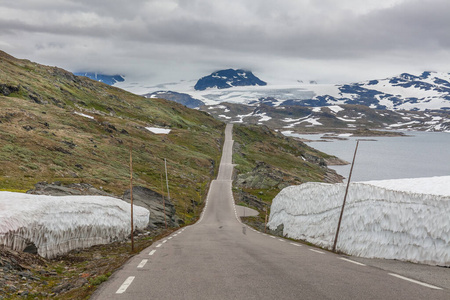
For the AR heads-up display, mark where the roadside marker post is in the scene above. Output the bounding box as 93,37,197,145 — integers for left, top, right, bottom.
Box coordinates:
130,146,134,252
332,140,360,253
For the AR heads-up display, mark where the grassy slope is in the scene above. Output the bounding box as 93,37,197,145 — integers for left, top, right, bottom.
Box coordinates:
0,51,224,222
232,124,342,206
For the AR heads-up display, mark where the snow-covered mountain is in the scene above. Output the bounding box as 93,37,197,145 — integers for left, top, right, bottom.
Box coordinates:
306,71,450,111
115,70,450,111
112,70,450,132
194,69,267,90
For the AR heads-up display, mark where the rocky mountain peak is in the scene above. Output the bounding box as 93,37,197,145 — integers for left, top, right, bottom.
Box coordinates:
194,69,267,91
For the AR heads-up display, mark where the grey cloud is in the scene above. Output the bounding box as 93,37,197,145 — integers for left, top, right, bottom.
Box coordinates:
1,0,450,84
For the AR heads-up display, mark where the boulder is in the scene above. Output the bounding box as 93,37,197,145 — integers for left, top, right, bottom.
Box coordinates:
123,186,180,228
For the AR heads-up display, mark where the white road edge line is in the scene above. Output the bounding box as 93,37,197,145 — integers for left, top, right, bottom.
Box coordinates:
309,249,325,254
149,250,156,256
388,273,442,290
116,276,135,294
290,242,302,247
137,259,148,268
278,239,285,242
339,258,366,266
156,243,162,248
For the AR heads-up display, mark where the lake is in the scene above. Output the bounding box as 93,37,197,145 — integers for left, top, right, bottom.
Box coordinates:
284,131,450,182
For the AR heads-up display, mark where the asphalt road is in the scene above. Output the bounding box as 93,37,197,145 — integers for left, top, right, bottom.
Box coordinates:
92,123,449,300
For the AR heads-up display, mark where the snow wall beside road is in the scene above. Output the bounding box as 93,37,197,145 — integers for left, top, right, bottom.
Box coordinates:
0,192,149,258
268,177,450,266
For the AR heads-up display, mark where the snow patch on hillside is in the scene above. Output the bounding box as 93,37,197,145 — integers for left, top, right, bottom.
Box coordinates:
74,112,94,119
0,192,149,258
146,127,171,134
268,176,450,266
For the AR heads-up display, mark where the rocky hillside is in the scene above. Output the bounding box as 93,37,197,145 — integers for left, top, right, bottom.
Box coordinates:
232,124,344,212
0,50,225,222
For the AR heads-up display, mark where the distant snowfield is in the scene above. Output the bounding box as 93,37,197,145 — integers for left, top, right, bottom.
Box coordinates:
0,193,149,258
268,176,450,266
114,72,450,113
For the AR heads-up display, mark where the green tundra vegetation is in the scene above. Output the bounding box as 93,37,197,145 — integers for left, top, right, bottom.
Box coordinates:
0,50,339,223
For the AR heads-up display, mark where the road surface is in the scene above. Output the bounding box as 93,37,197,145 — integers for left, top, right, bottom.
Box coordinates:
92,123,449,299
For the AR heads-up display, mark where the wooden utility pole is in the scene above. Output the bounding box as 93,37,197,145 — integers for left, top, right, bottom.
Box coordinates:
160,172,167,229
130,146,134,252
164,158,171,228
332,140,360,253
164,158,171,203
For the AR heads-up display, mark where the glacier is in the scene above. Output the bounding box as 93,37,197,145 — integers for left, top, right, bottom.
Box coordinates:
0,192,149,258
267,176,450,266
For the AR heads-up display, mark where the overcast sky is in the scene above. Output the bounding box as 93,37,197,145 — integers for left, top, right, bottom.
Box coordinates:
1,0,449,85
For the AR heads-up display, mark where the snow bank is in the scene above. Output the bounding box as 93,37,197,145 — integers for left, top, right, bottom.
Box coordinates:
0,192,149,258
268,176,450,266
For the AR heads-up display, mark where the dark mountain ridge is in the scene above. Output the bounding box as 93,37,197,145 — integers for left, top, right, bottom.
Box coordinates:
194,69,267,91
73,72,125,85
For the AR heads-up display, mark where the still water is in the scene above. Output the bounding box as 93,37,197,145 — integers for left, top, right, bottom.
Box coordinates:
285,131,450,182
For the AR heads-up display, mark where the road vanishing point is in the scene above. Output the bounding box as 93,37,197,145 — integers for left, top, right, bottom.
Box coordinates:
92,124,449,300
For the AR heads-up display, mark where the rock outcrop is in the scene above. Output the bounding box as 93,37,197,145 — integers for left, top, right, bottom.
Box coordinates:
123,186,181,228
27,182,114,197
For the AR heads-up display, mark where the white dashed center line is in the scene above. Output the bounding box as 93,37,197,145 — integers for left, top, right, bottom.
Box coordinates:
309,249,324,254
116,276,135,294
290,242,302,247
137,259,148,268
156,243,162,248
339,258,366,266
278,239,285,242
149,250,156,256
389,273,442,290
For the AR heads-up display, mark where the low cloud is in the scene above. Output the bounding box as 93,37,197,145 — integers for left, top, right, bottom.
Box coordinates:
1,0,449,84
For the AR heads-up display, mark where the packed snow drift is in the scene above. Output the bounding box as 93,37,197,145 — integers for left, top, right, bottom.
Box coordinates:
268,176,450,266
0,192,149,258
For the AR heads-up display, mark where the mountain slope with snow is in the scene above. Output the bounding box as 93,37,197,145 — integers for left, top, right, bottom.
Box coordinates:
194,69,267,91
73,72,125,85
308,72,450,111
111,70,450,131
